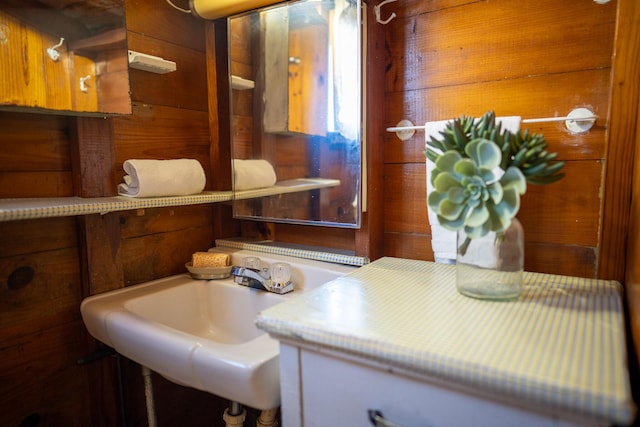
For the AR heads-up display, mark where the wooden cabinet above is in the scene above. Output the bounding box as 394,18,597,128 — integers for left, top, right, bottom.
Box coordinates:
0,1,131,116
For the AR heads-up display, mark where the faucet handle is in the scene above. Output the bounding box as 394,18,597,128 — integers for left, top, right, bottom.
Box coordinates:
270,262,291,286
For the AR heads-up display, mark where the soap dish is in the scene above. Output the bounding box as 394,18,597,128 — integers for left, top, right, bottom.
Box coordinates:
185,262,232,280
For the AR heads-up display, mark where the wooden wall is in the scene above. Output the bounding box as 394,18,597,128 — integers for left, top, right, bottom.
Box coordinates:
0,0,235,425
0,0,638,425
254,0,630,281
380,0,616,278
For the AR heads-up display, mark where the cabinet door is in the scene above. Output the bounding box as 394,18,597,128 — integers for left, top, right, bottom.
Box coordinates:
298,349,590,427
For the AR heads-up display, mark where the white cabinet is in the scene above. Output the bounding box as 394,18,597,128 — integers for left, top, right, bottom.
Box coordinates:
280,342,599,427
256,258,635,427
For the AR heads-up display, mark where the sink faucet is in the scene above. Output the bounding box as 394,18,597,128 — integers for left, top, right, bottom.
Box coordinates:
230,266,294,294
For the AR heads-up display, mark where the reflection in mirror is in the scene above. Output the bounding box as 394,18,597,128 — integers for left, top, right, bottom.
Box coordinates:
229,0,362,228
0,0,131,115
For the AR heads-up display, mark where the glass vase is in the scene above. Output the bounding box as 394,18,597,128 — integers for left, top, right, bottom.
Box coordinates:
456,218,524,300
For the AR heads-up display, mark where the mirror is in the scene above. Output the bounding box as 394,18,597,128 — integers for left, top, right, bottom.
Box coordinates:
0,0,131,115
229,0,362,228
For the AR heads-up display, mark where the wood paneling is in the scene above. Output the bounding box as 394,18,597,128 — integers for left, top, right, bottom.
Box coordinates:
385,0,615,92
125,0,206,52
1,321,94,427
619,0,640,371
381,0,616,278
0,216,92,426
384,69,611,164
127,31,208,111
600,0,640,281
0,112,72,197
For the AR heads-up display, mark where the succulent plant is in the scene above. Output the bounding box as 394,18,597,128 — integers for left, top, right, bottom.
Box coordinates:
428,139,526,243
426,111,564,254
425,111,565,185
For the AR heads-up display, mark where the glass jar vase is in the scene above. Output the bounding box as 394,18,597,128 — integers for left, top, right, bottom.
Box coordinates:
456,218,524,300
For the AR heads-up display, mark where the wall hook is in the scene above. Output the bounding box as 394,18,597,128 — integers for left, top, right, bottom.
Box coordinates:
46,37,65,61
374,0,398,25
79,75,91,93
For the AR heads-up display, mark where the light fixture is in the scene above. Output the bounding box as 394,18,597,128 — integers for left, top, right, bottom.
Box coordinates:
189,0,281,19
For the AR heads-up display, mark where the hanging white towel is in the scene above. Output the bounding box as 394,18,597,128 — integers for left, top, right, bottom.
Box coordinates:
425,116,521,263
117,159,206,198
232,159,278,191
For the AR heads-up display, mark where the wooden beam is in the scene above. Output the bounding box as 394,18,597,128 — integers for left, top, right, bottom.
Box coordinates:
598,0,640,281
356,2,385,261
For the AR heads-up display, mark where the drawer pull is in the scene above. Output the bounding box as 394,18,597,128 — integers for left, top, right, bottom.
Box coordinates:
368,410,403,427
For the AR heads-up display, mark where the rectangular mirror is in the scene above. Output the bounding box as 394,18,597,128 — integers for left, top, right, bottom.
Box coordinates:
229,0,362,228
0,0,131,115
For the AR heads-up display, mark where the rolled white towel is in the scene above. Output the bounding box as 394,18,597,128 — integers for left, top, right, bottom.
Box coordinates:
233,159,277,191
117,159,206,197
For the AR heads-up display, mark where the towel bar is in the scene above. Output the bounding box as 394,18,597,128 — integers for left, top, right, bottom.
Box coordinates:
387,108,598,138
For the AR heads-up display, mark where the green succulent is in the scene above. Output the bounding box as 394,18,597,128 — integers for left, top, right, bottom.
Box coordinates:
425,111,565,254
428,138,526,241
425,111,565,185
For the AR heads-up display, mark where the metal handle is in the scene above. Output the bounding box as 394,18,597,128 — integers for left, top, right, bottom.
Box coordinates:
368,410,404,427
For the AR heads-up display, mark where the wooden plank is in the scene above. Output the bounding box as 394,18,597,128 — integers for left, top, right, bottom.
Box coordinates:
599,0,640,281
0,217,76,257
274,223,356,252
0,11,48,109
384,233,597,278
356,2,386,260
385,160,601,247
126,31,208,112
384,69,611,164
383,163,428,234
121,225,214,285
0,171,73,197
95,49,131,114
384,232,433,261
42,31,73,111
125,0,206,52
77,213,124,296
0,112,70,171
1,320,93,427
70,117,117,197
385,0,616,92
0,247,82,343
70,53,99,112
524,242,596,278
119,204,213,239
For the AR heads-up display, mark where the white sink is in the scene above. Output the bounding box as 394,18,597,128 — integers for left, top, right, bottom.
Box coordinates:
80,249,355,410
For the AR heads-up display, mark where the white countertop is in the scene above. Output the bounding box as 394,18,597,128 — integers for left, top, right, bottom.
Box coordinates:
256,257,636,424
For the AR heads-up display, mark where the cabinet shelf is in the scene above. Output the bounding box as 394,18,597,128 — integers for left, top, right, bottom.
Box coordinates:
0,178,340,222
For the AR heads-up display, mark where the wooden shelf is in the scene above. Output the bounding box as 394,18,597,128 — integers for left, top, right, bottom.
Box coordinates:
234,178,340,200
0,178,340,222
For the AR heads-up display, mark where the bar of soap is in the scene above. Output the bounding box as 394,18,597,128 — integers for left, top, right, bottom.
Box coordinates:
191,252,229,268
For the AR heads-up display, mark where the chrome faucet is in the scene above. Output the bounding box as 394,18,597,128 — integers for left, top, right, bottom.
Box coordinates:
230,266,294,294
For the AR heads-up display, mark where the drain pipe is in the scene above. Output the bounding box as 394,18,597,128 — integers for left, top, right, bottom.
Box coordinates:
141,366,157,427
256,408,279,427
223,401,246,427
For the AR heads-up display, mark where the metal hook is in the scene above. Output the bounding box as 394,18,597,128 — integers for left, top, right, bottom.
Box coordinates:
46,37,65,61
79,75,91,93
374,0,398,25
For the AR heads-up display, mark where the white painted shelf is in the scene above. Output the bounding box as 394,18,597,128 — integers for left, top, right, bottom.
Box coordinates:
0,178,340,221
234,178,340,200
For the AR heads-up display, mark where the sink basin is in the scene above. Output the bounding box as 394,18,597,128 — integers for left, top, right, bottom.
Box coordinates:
81,249,355,410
